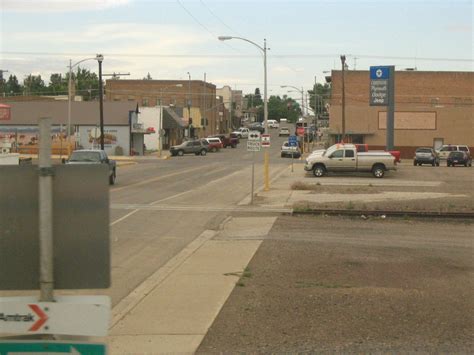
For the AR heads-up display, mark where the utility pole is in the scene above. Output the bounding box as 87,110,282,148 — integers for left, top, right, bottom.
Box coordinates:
203,73,206,135
340,55,346,143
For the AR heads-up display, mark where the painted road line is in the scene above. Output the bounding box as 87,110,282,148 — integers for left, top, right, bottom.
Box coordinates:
110,204,293,214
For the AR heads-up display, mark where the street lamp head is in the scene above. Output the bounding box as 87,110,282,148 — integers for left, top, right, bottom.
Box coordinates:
96,54,104,62
280,85,288,88
218,36,233,41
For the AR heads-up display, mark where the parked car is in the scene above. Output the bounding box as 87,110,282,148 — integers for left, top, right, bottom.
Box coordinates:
170,140,208,156
232,127,250,139
304,143,396,178
209,134,238,148
437,144,471,160
204,137,223,152
248,122,265,133
413,147,440,166
281,142,301,158
447,151,472,167
279,127,290,136
64,149,117,185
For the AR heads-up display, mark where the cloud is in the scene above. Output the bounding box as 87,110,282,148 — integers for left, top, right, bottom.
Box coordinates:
445,25,472,33
0,0,131,12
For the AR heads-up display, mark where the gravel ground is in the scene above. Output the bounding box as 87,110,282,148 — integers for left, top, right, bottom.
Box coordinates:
198,215,474,353
292,164,474,213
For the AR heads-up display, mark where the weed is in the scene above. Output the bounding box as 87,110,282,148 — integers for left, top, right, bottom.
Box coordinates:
236,281,245,287
291,181,314,190
346,201,355,210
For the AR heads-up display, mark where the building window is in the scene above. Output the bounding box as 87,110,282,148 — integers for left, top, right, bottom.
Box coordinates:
142,97,149,107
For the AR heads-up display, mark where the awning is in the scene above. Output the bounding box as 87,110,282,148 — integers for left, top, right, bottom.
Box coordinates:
163,107,187,129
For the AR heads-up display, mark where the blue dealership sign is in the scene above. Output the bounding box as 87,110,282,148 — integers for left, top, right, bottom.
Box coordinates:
288,135,298,147
370,66,390,80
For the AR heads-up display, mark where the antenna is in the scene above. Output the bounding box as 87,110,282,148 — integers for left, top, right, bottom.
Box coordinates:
102,72,130,80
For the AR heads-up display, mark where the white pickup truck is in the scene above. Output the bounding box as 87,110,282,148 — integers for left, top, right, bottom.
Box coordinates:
232,127,250,139
304,143,396,178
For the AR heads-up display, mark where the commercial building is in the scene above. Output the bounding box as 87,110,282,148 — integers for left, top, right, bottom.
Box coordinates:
328,70,474,157
105,79,217,138
216,86,243,129
0,101,149,156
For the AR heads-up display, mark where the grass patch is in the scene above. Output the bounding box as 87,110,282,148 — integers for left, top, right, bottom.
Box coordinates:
291,181,317,190
225,267,252,287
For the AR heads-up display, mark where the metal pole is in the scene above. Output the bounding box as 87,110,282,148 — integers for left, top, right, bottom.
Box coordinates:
38,117,54,302
341,55,346,143
98,59,104,150
263,38,269,191
67,60,72,157
387,66,395,150
159,99,163,157
251,150,255,205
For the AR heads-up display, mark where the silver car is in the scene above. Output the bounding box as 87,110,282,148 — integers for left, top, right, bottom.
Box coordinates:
413,147,440,166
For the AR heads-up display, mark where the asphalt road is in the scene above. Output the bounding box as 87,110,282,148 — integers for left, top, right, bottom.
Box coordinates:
106,128,292,305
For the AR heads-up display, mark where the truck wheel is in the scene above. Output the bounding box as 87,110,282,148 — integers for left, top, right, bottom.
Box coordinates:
413,160,417,166
231,144,236,148
372,165,385,178
432,161,435,166
109,170,116,185
313,165,326,177
177,150,184,156
200,149,207,156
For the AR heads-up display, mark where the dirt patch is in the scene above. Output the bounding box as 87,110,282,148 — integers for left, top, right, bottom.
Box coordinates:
198,216,474,353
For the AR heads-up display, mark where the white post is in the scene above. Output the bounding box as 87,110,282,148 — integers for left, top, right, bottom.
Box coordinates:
263,38,269,191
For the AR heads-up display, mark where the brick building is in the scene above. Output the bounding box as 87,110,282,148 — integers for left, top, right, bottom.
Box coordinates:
105,79,218,138
328,70,474,157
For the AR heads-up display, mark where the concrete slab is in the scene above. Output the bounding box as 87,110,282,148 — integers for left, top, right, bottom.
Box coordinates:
219,217,277,238
108,239,262,351
108,334,202,353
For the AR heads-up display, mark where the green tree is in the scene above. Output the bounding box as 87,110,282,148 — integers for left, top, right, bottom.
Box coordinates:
5,75,22,95
48,73,67,95
267,95,300,122
143,72,153,80
23,74,45,95
253,88,263,107
72,67,99,101
307,83,331,115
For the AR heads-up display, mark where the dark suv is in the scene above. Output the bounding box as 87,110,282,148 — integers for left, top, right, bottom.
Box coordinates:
413,147,439,166
170,140,208,156
447,151,472,167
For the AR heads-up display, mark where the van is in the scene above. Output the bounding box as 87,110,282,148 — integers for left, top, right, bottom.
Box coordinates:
436,145,470,160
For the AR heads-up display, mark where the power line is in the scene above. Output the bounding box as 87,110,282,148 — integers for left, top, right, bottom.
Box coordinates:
199,0,241,37
2,51,472,62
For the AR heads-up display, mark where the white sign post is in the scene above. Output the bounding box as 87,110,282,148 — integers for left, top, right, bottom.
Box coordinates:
247,131,261,204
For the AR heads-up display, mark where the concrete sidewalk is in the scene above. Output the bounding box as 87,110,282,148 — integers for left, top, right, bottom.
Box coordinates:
106,217,275,353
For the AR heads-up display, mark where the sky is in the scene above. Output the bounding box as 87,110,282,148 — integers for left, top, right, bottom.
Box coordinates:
0,0,472,97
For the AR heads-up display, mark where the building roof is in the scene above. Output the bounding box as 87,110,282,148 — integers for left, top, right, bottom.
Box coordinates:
2,101,137,125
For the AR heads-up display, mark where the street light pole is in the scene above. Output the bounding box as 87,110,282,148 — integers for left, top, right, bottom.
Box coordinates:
218,35,270,191
97,54,104,150
340,54,346,143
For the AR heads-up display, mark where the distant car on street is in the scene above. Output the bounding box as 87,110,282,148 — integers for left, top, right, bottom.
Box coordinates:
232,127,250,139
209,134,238,148
437,144,470,160
203,137,223,152
447,151,472,167
248,122,265,133
64,149,117,185
279,127,290,136
413,147,440,166
281,142,301,158
170,140,208,156
268,120,279,128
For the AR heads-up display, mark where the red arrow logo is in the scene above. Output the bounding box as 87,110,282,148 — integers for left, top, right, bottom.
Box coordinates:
28,304,48,331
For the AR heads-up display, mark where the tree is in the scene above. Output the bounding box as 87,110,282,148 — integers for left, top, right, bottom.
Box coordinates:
5,75,22,95
267,95,300,122
72,67,99,101
48,73,67,95
143,72,153,80
23,74,45,95
307,83,331,115
253,88,263,107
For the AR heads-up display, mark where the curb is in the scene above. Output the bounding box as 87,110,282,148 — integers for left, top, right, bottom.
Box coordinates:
292,208,474,219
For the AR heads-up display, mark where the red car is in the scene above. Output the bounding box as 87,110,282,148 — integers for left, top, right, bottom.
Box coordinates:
209,134,239,148
203,137,223,152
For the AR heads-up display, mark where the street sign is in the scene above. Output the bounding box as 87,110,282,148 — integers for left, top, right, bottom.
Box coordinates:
247,140,261,152
0,296,110,336
288,135,298,147
261,134,270,148
90,127,101,139
0,341,106,355
248,130,261,141
370,66,391,106
296,127,305,136
0,165,110,290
